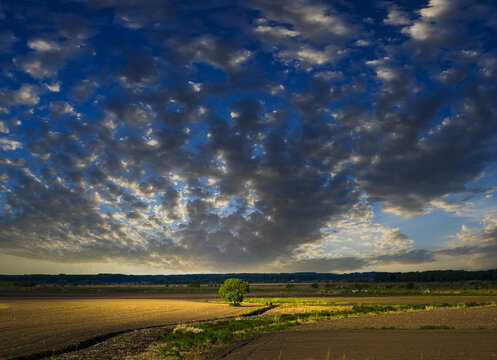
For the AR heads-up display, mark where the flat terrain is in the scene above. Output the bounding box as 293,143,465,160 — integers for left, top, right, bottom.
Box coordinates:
0,297,252,358
267,295,497,305
226,307,497,360
2,289,497,360
226,329,497,360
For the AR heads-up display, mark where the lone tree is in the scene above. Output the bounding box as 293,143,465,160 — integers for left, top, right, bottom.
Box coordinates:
219,278,250,306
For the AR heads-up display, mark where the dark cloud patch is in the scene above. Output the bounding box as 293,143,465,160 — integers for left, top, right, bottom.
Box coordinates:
0,32,17,54
116,50,160,87
371,250,436,265
278,257,369,273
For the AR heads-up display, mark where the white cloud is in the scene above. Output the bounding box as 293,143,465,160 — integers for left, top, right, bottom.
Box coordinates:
15,85,39,105
0,138,22,151
15,36,86,79
252,0,360,42
404,21,441,41
384,8,412,25
0,84,39,106
228,50,252,68
0,121,8,134
254,24,300,38
279,44,347,69
27,39,61,52
50,101,77,118
419,0,455,19
355,39,370,46
314,71,343,81
45,82,61,92
366,57,401,82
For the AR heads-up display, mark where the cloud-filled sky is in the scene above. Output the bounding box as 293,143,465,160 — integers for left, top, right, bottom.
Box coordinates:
1,0,497,274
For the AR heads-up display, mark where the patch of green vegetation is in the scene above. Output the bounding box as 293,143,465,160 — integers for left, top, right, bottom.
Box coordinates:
242,297,347,306
352,304,397,314
161,317,298,359
419,325,455,329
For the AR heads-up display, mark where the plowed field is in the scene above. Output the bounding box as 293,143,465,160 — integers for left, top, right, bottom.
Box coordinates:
0,298,251,358
225,307,497,360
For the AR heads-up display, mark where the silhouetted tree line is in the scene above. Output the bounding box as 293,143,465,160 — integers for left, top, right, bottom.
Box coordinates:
374,269,497,282
0,272,374,285
1,269,496,285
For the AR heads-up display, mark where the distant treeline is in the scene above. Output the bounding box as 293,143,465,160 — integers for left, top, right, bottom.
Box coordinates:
373,269,497,282
0,272,374,285
0,269,496,285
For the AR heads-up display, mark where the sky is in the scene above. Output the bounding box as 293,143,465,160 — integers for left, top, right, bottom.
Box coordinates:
1,0,497,275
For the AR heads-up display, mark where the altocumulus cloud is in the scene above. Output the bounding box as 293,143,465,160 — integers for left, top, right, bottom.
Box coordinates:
0,0,497,273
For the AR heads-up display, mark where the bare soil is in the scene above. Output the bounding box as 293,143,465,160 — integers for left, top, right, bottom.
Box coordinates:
0,297,252,358
288,306,497,330
51,327,168,360
222,307,497,360
222,329,497,360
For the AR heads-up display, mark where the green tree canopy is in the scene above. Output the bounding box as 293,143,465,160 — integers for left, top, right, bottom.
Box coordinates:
219,278,250,306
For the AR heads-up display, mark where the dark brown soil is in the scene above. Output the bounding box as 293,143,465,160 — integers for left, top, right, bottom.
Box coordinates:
51,326,169,360
290,306,497,330
220,307,497,360
221,329,497,360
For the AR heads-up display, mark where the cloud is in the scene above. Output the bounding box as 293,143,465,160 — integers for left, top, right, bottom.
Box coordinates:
384,7,412,26
401,0,495,47
45,82,61,92
251,0,360,42
0,32,17,54
0,84,39,106
27,39,61,52
116,50,160,87
49,101,77,119
0,138,22,151
14,40,78,79
278,44,348,69
0,122,9,134
70,80,96,102
13,12,93,79
172,35,252,73
0,0,496,273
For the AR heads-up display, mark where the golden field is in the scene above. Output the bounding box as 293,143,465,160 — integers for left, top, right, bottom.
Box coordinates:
0,297,252,358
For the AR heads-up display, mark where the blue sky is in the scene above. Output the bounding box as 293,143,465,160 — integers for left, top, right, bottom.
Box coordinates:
1,0,497,274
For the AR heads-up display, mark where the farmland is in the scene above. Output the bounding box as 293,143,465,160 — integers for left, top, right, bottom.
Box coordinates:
1,282,497,359
225,306,497,359
0,297,252,358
